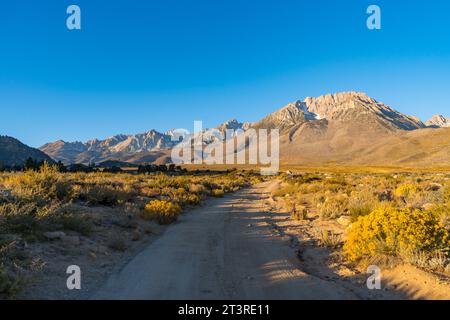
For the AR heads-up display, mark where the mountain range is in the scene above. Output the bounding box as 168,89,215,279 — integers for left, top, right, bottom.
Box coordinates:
2,92,449,168
39,129,178,165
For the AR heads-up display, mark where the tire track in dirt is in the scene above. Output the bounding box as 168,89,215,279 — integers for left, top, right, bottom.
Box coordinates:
92,181,386,299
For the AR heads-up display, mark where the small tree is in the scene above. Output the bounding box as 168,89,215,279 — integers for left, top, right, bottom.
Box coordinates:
158,165,168,172
56,160,67,172
24,157,38,171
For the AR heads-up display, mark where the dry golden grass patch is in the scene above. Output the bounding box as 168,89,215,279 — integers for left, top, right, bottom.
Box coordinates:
274,171,450,272
0,166,264,298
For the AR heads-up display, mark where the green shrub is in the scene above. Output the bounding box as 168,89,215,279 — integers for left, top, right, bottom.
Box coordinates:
0,202,43,237
50,206,94,236
107,235,127,252
0,267,23,299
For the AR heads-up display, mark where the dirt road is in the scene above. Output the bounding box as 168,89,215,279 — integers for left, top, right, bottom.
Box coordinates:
92,181,363,299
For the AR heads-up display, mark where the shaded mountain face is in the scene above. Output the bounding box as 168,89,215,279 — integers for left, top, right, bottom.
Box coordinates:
426,115,450,128
0,136,54,167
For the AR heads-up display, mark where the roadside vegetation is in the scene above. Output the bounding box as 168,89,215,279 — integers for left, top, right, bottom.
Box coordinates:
272,171,450,274
0,163,264,298
3,162,450,298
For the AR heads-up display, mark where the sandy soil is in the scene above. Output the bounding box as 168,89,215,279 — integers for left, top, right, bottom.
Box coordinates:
92,180,450,300
265,181,450,300
20,206,167,300
93,181,354,299
23,181,450,299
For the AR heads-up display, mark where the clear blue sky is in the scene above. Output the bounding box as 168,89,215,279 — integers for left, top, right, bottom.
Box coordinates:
1,0,449,147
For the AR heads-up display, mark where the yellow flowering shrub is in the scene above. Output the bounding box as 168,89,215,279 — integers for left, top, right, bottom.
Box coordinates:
170,188,201,206
344,207,449,261
211,189,225,198
4,163,73,201
394,184,421,199
142,200,182,224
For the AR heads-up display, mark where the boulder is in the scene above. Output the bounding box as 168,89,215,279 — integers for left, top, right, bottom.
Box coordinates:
337,216,352,227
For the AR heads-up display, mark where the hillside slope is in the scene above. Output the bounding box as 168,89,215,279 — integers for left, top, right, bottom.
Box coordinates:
0,136,54,167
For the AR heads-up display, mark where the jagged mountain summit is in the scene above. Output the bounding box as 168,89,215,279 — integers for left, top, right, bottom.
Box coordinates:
40,120,254,164
37,92,450,167
234,92,450,168
40,130,178,165
0,136,54,167
253,92,425,133
264,92,448,167
203,119,252,142
426,114,450,128
216,119,252,134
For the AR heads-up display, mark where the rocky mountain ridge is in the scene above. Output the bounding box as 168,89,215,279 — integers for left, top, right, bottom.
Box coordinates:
36,92,450,167
426,114,450,128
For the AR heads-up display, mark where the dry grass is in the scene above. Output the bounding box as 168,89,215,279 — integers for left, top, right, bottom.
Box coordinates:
274,171,450,272
0,166,264,298
314,229,342,248
107,235,128,252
